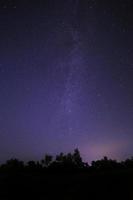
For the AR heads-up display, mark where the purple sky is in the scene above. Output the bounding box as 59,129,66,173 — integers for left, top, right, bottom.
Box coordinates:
0,0,133,163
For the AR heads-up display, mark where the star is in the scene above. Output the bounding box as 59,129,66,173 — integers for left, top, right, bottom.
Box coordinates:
97,93,102,97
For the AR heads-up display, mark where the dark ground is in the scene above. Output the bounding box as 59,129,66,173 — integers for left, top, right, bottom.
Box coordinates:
0,169,133,200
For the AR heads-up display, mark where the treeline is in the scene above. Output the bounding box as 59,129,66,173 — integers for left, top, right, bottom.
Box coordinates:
0,149,133,199
1,148,133,172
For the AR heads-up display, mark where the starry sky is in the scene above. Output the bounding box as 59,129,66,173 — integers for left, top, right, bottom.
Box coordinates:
0,0,133,163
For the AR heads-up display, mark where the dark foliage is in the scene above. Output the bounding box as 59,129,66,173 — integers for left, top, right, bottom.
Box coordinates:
0,149,133,200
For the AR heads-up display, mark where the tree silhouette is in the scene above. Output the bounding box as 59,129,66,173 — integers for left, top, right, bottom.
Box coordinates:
27,160,37,169
0,150,133,200
56,152,64,162
41,154,53,167
73,148,83,167
54,149,84,169
91,156,118,170
4,158,24,171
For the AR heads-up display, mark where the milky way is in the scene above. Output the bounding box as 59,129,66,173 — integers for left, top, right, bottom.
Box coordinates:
50,0,87,137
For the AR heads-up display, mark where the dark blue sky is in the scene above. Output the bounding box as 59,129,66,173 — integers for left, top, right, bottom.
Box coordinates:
0,0,133,163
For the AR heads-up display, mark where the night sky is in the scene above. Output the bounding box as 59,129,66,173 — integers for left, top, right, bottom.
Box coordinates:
0,0,133,163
